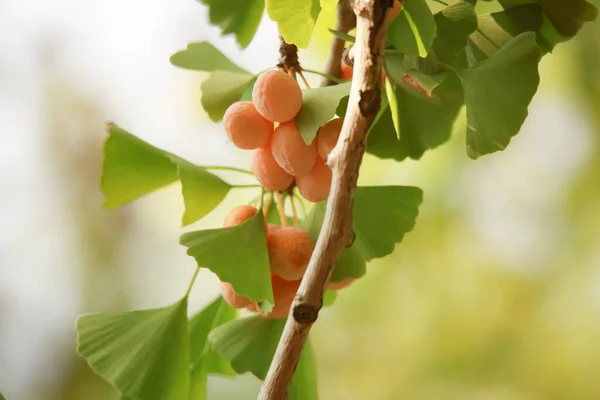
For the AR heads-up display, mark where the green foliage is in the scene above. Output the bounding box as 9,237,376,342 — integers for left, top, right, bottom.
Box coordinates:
201,71,256,122
197,0,265,48
387,0,437,57
209,316,318,399
76,298,190,400
430,0,478,66
170,42,248,73
296,82,352,145
266,0,319,48
459,32,541,158
180,209,275,308
302,186,423,282
101,124,232,226
188,297,237,400
368,71,464,161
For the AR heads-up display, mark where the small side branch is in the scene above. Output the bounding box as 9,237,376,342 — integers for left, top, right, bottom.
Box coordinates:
257,1,392,399
321,0,356,86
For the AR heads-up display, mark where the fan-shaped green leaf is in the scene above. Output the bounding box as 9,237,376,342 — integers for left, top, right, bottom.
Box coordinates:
209,316,285,379
76,299,190,400
388,0,436,57
367,71,464,161
201,71,256,122
295,82,352,145
101,124,232,225
266,0,317,48
352,186,423,260
208,316,318,399
180,210,274,306
170,42,248,73
459,32,541,158
179,165,231,227
430,0,478,66
198,0,265,48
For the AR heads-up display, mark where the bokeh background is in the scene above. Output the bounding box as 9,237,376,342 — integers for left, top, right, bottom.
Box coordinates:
1,1,599,399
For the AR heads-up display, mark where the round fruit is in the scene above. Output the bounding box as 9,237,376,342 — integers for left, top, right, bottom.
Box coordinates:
271,121,318,176
220,282,251,308
340,60,353,81
385,0,403,27
267,225,314,281
328,278,354,291
249,147,294,191
252,70,303,123
260,274,301,319
317,118,343,159
223,205,257,227
223,101,273,150
296,158,332,203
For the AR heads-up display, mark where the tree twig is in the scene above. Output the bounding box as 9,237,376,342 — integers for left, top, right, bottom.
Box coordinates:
321,0,357,86
257,1,392,398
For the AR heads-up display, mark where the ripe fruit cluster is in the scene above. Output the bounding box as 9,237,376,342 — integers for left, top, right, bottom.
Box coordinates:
223,69,344,203
219,205,353,319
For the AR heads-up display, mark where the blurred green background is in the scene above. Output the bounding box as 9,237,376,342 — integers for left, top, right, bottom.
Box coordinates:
0,1,599,399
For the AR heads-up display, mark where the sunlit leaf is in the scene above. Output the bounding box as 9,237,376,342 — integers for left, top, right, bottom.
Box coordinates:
198,0,265,48
459,32,541,158
200,71,255,122
170,42,248,73
179,165,231,227
101,125,232,225
101,124,179,208
387,0,436,57
296,82,352,144
266,0,317,48
76,299,190,400
180,210,274,306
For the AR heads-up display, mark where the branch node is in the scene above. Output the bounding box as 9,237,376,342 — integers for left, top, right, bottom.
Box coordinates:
358,89,381,117
292,303,319,325
277,35,300,73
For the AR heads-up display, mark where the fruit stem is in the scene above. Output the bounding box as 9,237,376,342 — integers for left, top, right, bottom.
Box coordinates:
297,69,311,89
302,68,345,84
273,191,289,227
262,192,273,218
185,267,201,298
289,193,300,226
202,165,255,175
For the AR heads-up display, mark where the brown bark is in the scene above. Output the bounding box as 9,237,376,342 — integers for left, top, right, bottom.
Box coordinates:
257,1,393,399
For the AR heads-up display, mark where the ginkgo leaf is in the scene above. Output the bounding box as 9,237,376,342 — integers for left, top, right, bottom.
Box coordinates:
430,0,478,66
387,0,436,57
385,77,401,139
101,124,232,226
101,123,179,208
200,71,256,122
179,165,231,227
295,82,352,145
169,42,248,73
180,210,274,307
288,340,319,400
76,298,190,400
266,0,317,48
459,32,541,158
198,0,265,48
209,316,285,379
352,186,423,260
